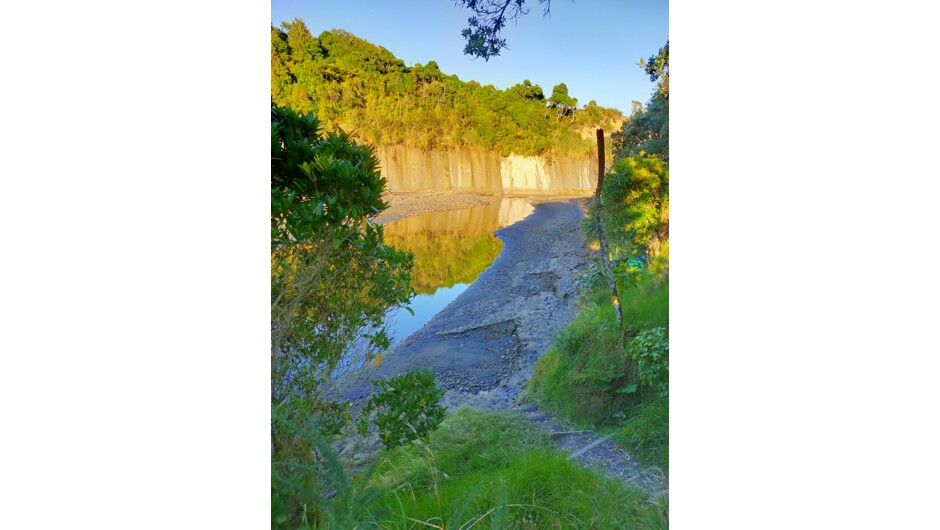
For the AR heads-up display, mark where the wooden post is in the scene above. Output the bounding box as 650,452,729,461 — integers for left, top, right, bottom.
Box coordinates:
593,129,622,325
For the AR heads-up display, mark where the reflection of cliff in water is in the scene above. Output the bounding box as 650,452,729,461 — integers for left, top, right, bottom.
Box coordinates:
382,198,535,295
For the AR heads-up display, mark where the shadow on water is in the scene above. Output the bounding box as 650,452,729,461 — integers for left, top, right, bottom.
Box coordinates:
382,197,534,345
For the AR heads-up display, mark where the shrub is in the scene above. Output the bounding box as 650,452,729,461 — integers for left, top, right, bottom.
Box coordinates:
627,327,669,399
358,369,447,449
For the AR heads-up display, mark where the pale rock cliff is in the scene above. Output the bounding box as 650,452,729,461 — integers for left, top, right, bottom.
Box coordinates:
374,145,596,195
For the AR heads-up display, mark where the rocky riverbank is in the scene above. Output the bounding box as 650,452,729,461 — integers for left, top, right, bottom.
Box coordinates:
344,199,589,408
342,196,668,497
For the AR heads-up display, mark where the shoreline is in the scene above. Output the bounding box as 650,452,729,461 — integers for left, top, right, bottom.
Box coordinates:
374,190,592,224
344,196,667,495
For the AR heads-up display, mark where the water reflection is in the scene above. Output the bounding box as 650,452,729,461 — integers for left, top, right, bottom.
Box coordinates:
382,197,534,345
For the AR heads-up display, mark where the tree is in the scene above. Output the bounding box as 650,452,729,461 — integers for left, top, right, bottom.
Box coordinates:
454,0,551,60
615,41,669,160
269,25,624,157
270,103,414,426
271,103,448,527
509,79,545,100
281,18,320,63
640,40,669,98
549,82,577,109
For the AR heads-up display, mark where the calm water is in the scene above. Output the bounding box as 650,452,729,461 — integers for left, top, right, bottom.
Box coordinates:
382,197,534,345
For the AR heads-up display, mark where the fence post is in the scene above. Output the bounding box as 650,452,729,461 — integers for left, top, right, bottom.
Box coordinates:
592,129,622,325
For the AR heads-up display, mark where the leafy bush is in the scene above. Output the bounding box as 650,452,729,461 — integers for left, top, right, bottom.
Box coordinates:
271,103,422,526
358,369,446,450
627,327,669,399
271,104,415,430
600,154,669,259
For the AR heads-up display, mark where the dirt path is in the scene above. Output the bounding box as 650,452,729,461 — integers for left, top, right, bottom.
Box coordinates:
342,198,667,497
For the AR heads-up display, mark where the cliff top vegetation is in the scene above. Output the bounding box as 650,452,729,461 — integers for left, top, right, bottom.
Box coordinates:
271,19,624,158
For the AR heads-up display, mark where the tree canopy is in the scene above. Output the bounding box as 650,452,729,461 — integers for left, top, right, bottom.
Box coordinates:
641,40,669,98
549,82,577,108
270,103,414,425
614,41,669,161
271,20,622,158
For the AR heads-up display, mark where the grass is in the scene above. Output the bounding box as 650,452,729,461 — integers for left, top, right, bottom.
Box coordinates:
610,399,669,475
526,263,669,476
364,407,667,529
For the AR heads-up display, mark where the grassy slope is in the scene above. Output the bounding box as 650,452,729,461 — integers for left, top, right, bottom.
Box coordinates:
527,260,669,474
363,407,668,529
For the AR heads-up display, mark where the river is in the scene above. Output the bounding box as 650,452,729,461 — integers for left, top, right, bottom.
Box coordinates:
381,197,535,345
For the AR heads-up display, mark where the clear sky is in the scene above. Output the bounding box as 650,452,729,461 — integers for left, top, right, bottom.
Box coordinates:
271,0,668,114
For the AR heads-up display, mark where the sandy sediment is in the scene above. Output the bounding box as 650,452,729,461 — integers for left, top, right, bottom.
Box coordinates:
373,191,497,224
374,190,592,224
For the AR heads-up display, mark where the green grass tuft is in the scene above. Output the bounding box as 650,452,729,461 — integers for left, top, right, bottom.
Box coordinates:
366,407,666,529
612,399,669,475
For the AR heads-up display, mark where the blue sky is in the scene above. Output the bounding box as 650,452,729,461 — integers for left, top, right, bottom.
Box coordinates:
271,0,668,114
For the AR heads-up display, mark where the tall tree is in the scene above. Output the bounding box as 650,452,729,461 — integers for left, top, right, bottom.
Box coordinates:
641,40,669,98
549,82,577,108
615,41,669,160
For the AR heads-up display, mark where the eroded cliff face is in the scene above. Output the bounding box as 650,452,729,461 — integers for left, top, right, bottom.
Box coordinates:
375,145,596,195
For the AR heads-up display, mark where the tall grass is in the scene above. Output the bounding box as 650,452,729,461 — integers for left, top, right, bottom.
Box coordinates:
368,407,667,529
613,399,669,474
529,273,668,423
527,262,669,474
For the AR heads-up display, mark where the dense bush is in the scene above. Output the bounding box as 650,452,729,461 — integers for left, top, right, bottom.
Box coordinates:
271,104,447,527
358,369,446,450
271,103,414,428
627,327,669,399
271,20,624,158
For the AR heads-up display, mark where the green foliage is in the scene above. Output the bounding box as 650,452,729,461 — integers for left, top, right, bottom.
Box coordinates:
615,41,669,160
359,369,447,450
627,327,669,399
272,103,438,526
641,41,669,98
454,0,551,60
271,104,414,426
270,22,622,158
549,82,578,109
528,273,668,467
271,103,390,246
372,407,549,492
508,79,545,100
530,286,650,425
369,407,665,528
525,39,670,494
585,153,668,260
271,405,387,529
